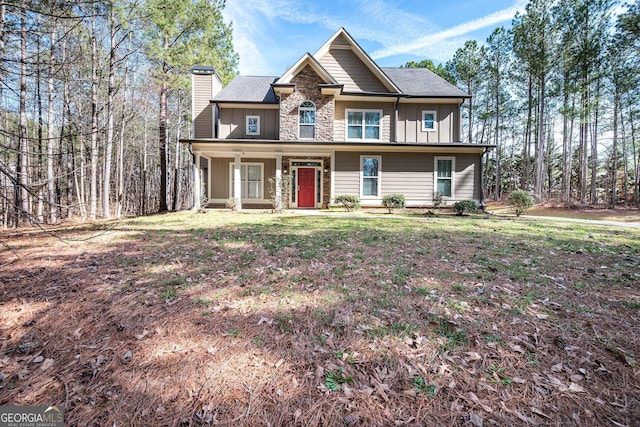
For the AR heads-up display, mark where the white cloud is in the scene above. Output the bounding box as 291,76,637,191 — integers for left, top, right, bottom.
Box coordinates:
370,0,527,60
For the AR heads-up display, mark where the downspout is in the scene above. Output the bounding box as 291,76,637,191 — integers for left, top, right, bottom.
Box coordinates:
479,147,491,213
394,96,400,142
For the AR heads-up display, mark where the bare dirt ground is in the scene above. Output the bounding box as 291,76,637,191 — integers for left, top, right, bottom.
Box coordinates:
1,210,639,426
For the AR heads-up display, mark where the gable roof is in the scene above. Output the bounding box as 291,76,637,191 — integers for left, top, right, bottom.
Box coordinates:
314,28,400,93
382,68,470,98
274,53,337,85
213,76,279,103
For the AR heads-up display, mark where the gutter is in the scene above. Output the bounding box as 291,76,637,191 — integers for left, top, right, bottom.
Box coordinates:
394,96,400,142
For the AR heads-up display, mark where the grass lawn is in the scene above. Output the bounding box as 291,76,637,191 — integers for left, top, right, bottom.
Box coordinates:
1,211,639,425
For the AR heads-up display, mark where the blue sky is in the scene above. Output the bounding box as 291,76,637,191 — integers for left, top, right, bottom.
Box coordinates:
222,0,528,77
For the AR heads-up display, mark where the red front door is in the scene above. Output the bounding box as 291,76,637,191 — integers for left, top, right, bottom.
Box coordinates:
297,168,315,208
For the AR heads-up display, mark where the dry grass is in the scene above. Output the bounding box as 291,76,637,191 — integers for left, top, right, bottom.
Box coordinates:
1,211,639,426
487,201,640,223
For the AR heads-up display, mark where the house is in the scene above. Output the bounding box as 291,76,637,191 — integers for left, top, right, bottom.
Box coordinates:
181,28,493,210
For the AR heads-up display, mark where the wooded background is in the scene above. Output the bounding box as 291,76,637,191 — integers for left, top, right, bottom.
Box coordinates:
1,0,638,227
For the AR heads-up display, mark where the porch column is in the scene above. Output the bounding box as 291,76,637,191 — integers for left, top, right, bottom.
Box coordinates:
275,154,282,210
192,152,201,210
233,153,242,211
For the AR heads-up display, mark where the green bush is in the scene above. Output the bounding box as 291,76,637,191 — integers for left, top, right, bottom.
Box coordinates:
382,193,406,213
334,195,360,212
453,200,477,215
508,190,534,217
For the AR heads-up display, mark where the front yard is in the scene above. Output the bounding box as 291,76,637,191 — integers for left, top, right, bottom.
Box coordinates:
1,211,639,425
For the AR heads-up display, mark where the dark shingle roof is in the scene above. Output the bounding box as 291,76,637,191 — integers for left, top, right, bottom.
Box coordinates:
213,76,279,103
213,68,468,103
381,67,469,98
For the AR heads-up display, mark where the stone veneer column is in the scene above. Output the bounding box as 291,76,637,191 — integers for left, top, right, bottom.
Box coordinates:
279,65,334,141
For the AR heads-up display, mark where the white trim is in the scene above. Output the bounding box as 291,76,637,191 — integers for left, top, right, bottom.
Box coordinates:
246,115,260,136
207,157,212,201
360,155,382,199
422,110,438,132
330,151,335,203
289,158,324,208
346,109,383,141
274,53,338,85
434,156,455,199
298,101,316,140
229,161,264,201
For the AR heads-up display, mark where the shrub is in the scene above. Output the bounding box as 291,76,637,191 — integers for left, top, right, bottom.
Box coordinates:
382,193,406,213
334,195,360,212
453,200,477,215
432,191,443,211
508,190,534,217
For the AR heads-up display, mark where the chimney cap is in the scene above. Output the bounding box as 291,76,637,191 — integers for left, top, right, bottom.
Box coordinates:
192,65,217,74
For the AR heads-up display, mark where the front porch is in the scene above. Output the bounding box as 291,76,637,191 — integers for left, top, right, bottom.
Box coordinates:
192,147,333,211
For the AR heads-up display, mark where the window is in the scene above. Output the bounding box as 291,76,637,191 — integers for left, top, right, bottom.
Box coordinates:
422,110,437,132
246,115,260,135
299,101,315,139
230,163,263,199
361,156,381,197
347,110,381,140
434,157,454,198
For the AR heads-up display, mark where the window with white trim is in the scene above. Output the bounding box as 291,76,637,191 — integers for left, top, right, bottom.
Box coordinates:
361,156,381,197
347,110,381,140
230,163,263,199
299,101,315,139
434,157,454,198
246,115,260,135
422,110,437,132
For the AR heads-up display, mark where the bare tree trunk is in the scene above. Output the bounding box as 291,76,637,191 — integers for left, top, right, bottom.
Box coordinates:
534,77,546,201
521,76,533,191
47,21,57,223
103,2,116,219
142,120,148,215
172,94,182,211
621,100,628,207
610,90,619,209
561,84,570,203
18,3,29,224
590,77,600,205
159,57,169,212
89,13,98,220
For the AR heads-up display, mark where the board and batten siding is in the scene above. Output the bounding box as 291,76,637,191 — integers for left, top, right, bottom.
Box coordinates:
397,104,461,143
334,101,394,142
219,108,279,140
209,158,276,199
318,47,388,93
333,151,480,205
193,73,215,138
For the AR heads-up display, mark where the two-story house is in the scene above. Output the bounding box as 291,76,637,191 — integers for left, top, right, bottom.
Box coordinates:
181,28,492,210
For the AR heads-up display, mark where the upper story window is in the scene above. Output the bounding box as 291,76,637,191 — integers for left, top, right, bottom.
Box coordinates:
246,115,260,135
347,110,381,140
299,101,316,139
422,110,437,132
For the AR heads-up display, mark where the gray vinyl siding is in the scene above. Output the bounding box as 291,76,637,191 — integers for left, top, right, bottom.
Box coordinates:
318,48,388,93
452,154,479,200
334,101,394,142
334,151,480,204
334,152,361,196
210,158,276,199
193,74,213,138
397,104,461,143
219,108,279,140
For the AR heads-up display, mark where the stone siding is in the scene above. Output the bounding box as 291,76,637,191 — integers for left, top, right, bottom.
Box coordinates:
279,65,334,141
